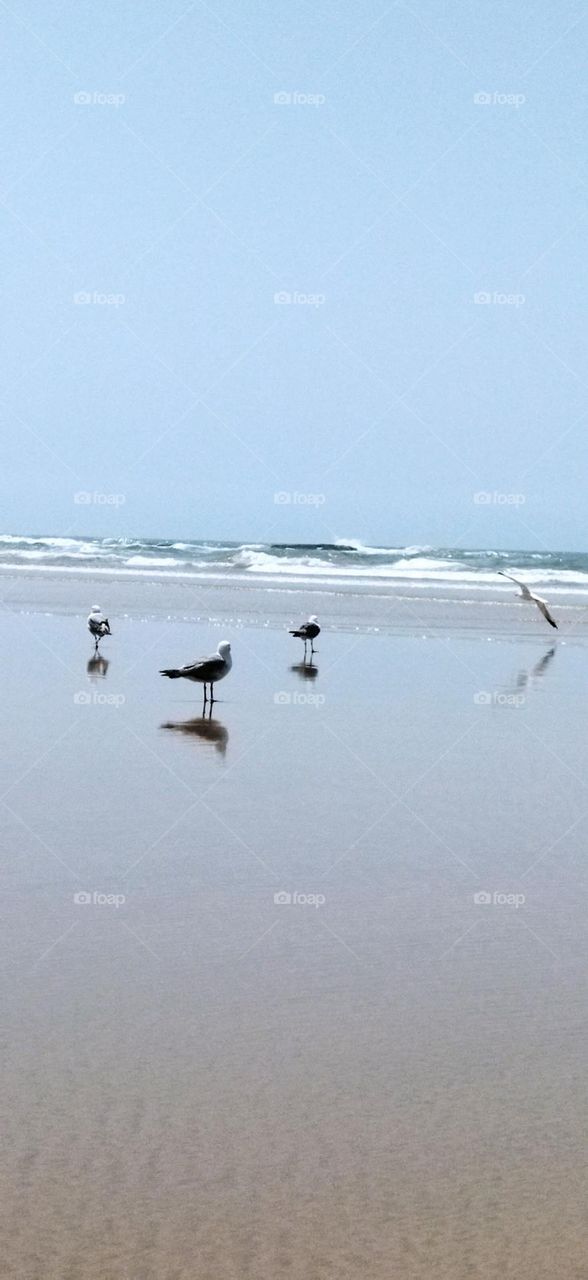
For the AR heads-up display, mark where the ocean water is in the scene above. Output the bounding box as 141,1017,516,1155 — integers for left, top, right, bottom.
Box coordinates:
2,535,588,596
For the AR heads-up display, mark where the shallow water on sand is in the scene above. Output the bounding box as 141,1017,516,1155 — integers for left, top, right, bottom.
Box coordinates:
1,602,588,1278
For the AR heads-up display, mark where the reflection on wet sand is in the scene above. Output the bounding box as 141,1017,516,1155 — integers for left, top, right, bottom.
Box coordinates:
87,654,110,681
290,661,319,681
513,644,557,693
160,706,229,756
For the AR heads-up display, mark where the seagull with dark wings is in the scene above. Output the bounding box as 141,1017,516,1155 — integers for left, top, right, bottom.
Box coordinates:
498,572,558,629
289,615,320,656
160,640,232,703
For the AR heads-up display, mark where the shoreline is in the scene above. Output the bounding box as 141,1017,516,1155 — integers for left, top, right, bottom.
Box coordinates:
1,565,587,637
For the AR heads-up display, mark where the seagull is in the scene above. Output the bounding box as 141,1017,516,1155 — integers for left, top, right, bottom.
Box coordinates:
160,640,232,703
289,615,320,656
498,572,558,629
87,605,111,651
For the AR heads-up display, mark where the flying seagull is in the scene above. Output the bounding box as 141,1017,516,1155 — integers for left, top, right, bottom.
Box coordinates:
498,572,558,629
289,615,320,656
87,605,111,651
160,640,232,703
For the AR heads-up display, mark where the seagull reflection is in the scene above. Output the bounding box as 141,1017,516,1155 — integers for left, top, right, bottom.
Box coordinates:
290,661,319,681
160,707,229,756
514,644,557,692
87,654,109,681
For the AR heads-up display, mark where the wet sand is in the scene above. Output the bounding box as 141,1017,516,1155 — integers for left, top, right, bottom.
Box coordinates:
1,593,588,1278
2,563,588,637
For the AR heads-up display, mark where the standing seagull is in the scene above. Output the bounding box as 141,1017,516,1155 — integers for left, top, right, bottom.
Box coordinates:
160,640,232,704
498,572,558,629
87,605,111,652
290,615,320,657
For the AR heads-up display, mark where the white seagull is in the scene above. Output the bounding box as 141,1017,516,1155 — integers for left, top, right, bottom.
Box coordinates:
498,572,558,629
289,615,320,656
87,605,111,651
160,640,232,703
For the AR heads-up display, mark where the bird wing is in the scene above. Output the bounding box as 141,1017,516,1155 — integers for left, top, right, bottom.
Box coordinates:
498,571,532,599
88,611,110,630
292,621,318,638
181,654,226,679
534,598,558,629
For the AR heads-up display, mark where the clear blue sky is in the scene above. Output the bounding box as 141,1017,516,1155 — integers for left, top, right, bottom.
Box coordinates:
2,1,587,550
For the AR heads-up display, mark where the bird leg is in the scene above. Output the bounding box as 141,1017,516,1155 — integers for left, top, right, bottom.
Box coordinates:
210,683,215,704
202,684,208,705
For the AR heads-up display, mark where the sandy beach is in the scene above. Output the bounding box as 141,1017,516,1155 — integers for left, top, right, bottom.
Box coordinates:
1,580,587,1278
3,0,587,1266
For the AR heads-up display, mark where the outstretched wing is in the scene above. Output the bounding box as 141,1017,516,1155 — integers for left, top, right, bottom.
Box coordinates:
498,571,532,599
535,598,558,629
